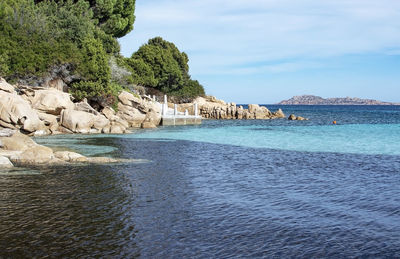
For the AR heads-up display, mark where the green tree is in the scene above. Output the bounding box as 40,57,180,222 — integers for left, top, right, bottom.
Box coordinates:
125,58,157,87
34,0,135,38
0,0,128,104
77,37,110,84
126,37,205,100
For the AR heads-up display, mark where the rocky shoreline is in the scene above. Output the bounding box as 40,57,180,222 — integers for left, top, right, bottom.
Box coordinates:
0,77,292,169
178,96,285,120
0,129,142,169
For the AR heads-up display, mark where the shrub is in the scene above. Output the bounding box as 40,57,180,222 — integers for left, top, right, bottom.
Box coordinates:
125,37,205,99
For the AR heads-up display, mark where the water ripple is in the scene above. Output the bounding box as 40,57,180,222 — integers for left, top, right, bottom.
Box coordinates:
1,129,400,257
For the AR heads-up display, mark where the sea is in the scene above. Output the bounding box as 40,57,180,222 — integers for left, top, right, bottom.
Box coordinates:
1,105,400,258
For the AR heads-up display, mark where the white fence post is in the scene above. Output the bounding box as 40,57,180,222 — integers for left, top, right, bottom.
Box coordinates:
194,103,198,116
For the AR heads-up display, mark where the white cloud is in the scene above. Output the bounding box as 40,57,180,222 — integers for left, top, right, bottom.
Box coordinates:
120,0,400,76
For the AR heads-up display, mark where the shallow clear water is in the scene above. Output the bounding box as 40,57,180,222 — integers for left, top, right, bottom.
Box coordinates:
1,105,400,258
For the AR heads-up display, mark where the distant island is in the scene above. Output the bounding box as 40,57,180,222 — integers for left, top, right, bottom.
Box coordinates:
278,95,399,105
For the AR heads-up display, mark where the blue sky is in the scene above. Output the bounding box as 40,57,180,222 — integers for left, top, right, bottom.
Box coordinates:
119,0,400,104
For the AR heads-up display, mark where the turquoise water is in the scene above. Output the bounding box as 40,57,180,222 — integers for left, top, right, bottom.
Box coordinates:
35,105,400,156
125,123,400,155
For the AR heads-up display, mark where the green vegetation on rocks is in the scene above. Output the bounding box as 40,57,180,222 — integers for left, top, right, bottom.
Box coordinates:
0,0,204,108
126,37,205,101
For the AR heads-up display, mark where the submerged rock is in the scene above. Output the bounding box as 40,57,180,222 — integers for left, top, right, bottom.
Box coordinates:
0,131,37,151
288,114,308,121
54,151,88,163
87,157,118,164
10,145,55,165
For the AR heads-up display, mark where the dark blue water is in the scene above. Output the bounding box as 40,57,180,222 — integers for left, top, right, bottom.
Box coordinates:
1,105,400,258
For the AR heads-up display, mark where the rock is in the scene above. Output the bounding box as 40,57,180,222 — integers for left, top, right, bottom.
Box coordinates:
0,131,37,151
0,91,46,133
102,106,116,120
47,157,69,165
117,103,146,128
145,109,161,125
75,101,100,116
110,124,125,134
296,116,307,121
273,108,285,118
31,89,74,115
288,114,308,121
237,107,244,119
0,120,16,129
141,121,157,129
0,150,23,158
60,109,93,133
87,157,118,164
43,78,66,92
10,145,55,165
33,130,49,136
248,104,260,114
0,78,15,93
0,156,13,168
57,126,74,134
118,91,142,107
144,100,161,114
60,109,110,133
54,151,88,162
195,96,285,121
118,91,151,113
37,112,59,133
102,106,129,133
93,115,110,131
0,129,16,137
254,106,271,119
114,117,129,129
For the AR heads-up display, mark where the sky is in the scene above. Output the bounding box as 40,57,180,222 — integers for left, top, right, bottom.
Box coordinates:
119,0,400,104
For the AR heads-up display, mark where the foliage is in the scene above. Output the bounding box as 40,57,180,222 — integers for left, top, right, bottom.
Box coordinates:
34,0,136,38
174,79,205,99
76,37,110,84
69,80,123,110
1,1,205,107
69,80,105,101
91,0,136,38
0,52,10,76
0,0,129,104
125,58,157,87
126,37,205,100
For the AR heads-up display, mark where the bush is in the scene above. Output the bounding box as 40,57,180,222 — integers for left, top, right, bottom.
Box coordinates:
77,37,110,84
69,80,106,101
170,79,206,103
125,37,205,99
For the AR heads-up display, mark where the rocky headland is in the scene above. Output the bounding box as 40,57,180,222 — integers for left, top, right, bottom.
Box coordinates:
0,77,292,168
279,95,399,105
178,96,285,120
